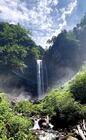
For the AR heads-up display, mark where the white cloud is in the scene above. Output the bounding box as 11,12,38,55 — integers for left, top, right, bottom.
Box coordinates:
0,0,77,48
54,0,77,35
32,0,78,48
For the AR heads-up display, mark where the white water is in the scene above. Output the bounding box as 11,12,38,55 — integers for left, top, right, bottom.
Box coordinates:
31,117,57,140
37,60,44,99
38,131,57,140
32,119,40,130
44,62,48,91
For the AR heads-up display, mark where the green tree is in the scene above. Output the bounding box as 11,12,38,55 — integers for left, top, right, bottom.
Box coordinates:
70,70,86,104
0,45,27,69
0,23,33,47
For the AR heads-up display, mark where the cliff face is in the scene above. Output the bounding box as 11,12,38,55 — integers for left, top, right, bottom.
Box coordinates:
0,55,37,97
43,14,86,89
0,23,44,97
20,54,38,97
43,32,80,88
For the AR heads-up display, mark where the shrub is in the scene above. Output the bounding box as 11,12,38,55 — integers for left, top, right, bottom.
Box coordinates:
70,70,86,104
41,89,82,128
15,101,43,116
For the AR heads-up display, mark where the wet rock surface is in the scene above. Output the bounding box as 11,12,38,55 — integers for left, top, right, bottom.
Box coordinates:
31,117,86,140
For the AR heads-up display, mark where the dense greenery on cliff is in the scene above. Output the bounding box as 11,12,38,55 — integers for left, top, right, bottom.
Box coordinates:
0,23,44,70
0,23,44,96
44,14,86,88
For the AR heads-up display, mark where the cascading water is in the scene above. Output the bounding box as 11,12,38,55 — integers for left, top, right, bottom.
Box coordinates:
37,60,44,99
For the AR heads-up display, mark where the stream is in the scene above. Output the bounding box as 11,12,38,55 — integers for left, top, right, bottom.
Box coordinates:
36,130,58,140
30,117,82,140
31,117,59,140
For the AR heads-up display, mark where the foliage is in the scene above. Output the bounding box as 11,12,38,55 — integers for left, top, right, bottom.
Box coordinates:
0,23,33,46
15,101,34,116
14,131,38,140
27,131,39,140
14,75,86,127
41,94,58,116
70,70,86,104
41,89,82,123
0,12,86,139
0,93,37,140
44,29,81,88
31,47,42,59
44,13,86,88
0,22,44,70
0,45,27,69
0,68,86,137
15,101,43,117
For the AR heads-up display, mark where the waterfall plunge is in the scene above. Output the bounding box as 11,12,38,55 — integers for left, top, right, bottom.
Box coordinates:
37,60,44,99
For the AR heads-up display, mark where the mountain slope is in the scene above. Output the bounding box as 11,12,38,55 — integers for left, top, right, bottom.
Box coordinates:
0,22,44,97
43,13,86,89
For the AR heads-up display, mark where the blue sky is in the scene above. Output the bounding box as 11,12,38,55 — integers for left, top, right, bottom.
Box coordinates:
0,0,86,48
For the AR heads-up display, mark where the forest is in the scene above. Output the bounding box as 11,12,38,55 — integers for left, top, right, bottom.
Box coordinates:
0,13,86,140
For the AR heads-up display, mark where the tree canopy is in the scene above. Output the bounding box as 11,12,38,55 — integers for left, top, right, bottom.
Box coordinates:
0,23,44,70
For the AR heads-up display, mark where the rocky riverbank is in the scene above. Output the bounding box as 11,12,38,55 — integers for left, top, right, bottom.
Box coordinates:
31,118,86,140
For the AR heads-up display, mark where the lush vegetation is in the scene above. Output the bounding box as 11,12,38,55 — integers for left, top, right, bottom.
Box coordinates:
44,13,86,87
0,23,44,70
0,22,44,96
0,13,86,139
0,93,40,140
0,66,86,139
14,69,86,128
70,69,86,104
0,68,86,139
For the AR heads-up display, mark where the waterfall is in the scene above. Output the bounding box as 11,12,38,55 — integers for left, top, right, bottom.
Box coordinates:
44,63,48,91
37,60,44,99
